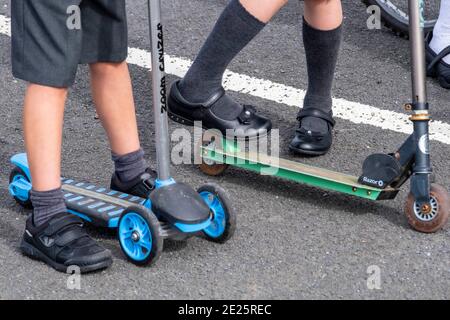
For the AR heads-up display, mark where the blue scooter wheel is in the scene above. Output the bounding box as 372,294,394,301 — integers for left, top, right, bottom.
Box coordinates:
9,167,32,209
198,184,236,243
118,206,163,266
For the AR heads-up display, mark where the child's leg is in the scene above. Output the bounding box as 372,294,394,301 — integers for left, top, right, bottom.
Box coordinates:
90,62,140,156
180,0,286,103
168,0,285,139
89,62,148,184
24,84,67,226
290,0,343,156
302,0,342,132
24,85,66,191
12,0,112,273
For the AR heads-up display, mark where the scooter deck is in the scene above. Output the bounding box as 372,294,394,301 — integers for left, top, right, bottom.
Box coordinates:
201,144,399,201
61,178,147,228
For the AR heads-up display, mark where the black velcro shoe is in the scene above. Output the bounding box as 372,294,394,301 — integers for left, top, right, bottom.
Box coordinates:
289,108,336,156
110,168,157,199
20,213,112,273
168,80,272,139
425,32,450,89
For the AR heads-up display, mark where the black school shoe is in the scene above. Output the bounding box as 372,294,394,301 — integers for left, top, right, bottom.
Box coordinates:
289,108,336,156
168,80,272,139
110,168,157,199
21,213,112,273
425,32,450,89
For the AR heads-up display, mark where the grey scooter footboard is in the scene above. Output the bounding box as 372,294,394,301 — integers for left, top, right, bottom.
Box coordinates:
60,178,146,228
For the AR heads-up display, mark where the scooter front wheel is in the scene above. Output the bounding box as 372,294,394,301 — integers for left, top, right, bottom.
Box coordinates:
118,206,163,266
198,184,236,243
405,184,450,233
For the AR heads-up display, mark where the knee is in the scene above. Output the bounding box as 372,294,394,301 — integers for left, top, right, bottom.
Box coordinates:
89,61,127,76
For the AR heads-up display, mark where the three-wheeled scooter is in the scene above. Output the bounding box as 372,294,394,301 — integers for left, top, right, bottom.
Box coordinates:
9,0,236,266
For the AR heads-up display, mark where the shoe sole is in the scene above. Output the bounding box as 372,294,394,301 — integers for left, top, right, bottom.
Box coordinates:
20,240,112,274
168,110,269,141
288,144,328,156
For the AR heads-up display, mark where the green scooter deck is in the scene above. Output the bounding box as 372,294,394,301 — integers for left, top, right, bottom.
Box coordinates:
200,142,399,201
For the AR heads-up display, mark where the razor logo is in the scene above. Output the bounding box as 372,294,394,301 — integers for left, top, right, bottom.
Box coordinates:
362,176,384,188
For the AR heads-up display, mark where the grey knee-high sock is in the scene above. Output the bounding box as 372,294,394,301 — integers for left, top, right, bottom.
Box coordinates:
302,18,342,133
179,0,266,120
31,188,67,227
112,148,148,183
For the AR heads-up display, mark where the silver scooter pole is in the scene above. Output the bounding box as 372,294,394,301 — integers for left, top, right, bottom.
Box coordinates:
408,0,427,104
408,0,432,203
148,0,171,181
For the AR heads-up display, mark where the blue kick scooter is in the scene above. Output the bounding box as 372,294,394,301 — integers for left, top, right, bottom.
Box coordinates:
8,0,236,266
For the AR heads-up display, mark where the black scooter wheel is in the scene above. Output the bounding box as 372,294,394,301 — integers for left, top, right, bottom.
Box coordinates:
118,206,163,266
9,167,33,209
197,184,236,243
405,184,450,233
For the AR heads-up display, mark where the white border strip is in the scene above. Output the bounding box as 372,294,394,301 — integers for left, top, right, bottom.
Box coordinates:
1,14,449,145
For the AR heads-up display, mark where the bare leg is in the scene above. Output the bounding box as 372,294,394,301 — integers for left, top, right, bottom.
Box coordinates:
240,0,288,23
23,84,67,191
89,62,141,156
304,0,343,30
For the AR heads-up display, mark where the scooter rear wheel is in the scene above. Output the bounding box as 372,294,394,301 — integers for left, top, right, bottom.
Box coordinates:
9,167,33,209
197,139,228,176
405,184,450,233
118,206,163,266
198,184,236,243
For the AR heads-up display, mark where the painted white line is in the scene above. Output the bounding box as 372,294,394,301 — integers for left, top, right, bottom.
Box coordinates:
1,14,449,145
0,14,10,36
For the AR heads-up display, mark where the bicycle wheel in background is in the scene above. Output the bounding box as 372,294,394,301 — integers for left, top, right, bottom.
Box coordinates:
362,0,440,38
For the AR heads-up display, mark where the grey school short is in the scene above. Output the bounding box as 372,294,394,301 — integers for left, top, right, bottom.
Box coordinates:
11,0,128,88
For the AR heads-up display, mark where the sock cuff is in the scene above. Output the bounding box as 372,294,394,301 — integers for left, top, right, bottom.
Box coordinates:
30,188,64,201
230,0,266,29
111,148,145,164
303,16,343,37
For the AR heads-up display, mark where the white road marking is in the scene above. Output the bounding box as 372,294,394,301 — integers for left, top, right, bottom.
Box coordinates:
1,14,449,145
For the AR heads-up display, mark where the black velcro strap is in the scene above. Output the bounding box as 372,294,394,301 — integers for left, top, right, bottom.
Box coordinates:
427,45,450,73
44,215,83,236
297,108,336,127
55,228,86,246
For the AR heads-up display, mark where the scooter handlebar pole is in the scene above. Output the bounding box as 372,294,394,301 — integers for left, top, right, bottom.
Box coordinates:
408,0,428,105
148,0,171,181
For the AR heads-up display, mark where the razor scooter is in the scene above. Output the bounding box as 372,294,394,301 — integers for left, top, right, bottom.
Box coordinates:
9,0,236,266
197,0,449,233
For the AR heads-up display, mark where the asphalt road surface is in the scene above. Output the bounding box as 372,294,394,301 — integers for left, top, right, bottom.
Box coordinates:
0,0,449,299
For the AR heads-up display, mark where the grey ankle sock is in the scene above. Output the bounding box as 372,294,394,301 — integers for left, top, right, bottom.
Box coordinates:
30,188,67,227
301,18,342,133
179,0,266,119
112,148,147,183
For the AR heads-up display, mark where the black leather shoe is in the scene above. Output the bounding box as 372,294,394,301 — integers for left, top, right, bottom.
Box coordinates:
289,108,335,156
168,80,272,139
110,168,157,199
425,32,450,89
